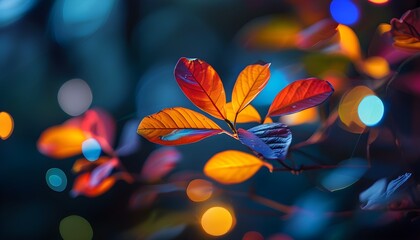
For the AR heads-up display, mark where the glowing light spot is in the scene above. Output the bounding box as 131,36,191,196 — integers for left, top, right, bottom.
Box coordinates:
336,24,362,61
330,0,360,26
243,231,264,240
253,70,288,106
338,86,374,133
280,107,319,126
59,215,93,240
0,111,14,140
360,57,390,79
82,138,101,161
0,0,37,27
368,0,389,4
201,206,234,236
46,168,67,192
52,0,115,43
186,179,213,202
358,95,384,126
58,79,92,116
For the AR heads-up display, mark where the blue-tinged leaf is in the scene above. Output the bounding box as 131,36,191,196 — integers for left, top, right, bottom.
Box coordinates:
238,128,276,159
116,119,141,156
359,179,386,210
321,158,367,192
386,172,412,198
240,123,291,160
359,173,412,210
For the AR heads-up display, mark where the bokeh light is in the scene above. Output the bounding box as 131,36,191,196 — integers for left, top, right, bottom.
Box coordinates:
82,138,101,161
186,179,213,202
243,231,264,240
330,0,360,26
201,206,234,236
338,85,374,133
368,0,389,4
358,95,384,126
0,0,37,27
46,168,67,192
336,24,362,61
280,107,319,126
253,69,289,106
52,0,116,43
0,111,14,140
58,79,92,116
59,215,93,240
360,57,390,79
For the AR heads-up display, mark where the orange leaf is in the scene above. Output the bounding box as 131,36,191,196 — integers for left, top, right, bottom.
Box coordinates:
38,125,87,159
267,78,334,117
204,150,272,184
225,102,261,124
138,107,224,146
174,58,227,120
231,62,270,116
71,172,116,197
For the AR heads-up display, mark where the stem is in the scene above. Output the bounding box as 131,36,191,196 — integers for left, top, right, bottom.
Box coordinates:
224,119,238,136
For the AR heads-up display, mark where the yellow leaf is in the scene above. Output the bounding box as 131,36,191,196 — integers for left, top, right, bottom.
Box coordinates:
231,63,270,115
263,117,273,123
37,125,87,159
138,107,224,146
225,102,261,124
204,150,272,184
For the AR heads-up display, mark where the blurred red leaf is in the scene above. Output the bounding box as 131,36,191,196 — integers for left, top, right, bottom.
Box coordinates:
81,109,116,154
140,147,181,183
174,57,227,120
71,172,116,197
297,18,338,49
267,78,334,117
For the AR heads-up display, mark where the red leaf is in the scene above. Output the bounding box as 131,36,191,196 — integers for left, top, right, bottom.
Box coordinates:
297,18,338,49
81,109,116,154
267,78,334,117
140,147,181,182
174,58,227,120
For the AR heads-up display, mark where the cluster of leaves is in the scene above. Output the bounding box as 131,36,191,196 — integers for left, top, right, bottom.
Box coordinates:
37,109,181,197
137,57,334,184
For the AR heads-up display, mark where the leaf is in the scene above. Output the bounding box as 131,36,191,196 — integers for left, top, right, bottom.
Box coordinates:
72,156,110,173
71,172,116,197
267,78,334,117
140,147,182,183
390,7,420,51
90,158,119,187
239,123,292,160
359,173,412,210
231,62,270,116
204,150,272,184
297,18,338,49
174,57,227,120
37,125,87,159
320,158,368,192
81,109,116,154
225,102,261,124
138,107,224,146
116,119,141,156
